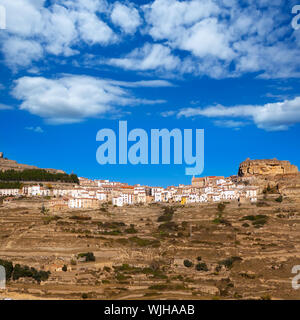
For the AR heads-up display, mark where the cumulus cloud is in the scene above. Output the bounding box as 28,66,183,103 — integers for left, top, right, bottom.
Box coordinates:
107,43,181,71
177,97,300,131
111,2,142,34
0,0,117,68
0,0,299,80
139,0,300,78
76,10,118,45
12,75,168,124
2,37,43,70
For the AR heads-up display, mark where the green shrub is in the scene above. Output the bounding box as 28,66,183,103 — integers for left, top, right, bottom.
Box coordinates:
77,252,95,262
12,264,50,283
241,215,268,228
125,224,138,234
275,195,283,203
195,263,208,272
213,216,231,226
129,237,160,248
218,256,242,269
183,260,193,268
62,265,67,272
81,293,88,299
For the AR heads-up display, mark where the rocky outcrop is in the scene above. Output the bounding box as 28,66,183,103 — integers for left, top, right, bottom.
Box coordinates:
238,158,299,177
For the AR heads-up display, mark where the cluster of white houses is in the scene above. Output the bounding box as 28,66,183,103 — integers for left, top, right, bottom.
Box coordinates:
0,175,258,210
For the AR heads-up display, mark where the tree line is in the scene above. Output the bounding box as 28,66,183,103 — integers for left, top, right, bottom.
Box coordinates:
0,169,79,184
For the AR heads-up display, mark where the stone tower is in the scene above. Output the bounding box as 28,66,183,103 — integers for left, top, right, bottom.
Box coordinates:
0,152,3,158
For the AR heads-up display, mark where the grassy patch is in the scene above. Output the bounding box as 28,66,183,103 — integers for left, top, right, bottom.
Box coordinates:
129,236,160,248
241,215,268,228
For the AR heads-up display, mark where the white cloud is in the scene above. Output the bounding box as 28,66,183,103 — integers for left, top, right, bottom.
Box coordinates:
160,110,176,117
0,0,117,69
213,120,248,129
0,0,44,37
107,43,180,71
0,0,298,80
2,37,43,69
12,75,167,124
109,79,174,87
143,0,220,41
76,10,118,45
139,0,300,79
42,4,79,56
178,18,235,60
177,97,300,131
25,126,44,133
111,2,142,34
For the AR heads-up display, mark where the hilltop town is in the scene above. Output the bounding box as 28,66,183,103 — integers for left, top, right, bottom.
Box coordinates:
0,152,269,210
1,152,299,211
1,153,300,300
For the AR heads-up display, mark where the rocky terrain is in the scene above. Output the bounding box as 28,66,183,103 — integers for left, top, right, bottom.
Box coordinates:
0,157,300,300
0,152,65,174
1,192,300,300
238,158,298,177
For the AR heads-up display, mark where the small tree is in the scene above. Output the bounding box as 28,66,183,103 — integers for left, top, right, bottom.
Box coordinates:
196,262,208,272
183,260,193,268
62,265,67,272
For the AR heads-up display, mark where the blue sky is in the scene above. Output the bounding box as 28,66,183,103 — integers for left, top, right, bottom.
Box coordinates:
0,0,300,187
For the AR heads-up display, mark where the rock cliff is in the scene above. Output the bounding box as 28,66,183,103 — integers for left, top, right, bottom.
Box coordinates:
238,158,298,177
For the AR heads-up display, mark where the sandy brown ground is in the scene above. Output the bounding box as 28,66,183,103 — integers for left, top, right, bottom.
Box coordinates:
1,194,300,300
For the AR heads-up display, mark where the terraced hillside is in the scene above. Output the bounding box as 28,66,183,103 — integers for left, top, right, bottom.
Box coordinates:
1,195,300,300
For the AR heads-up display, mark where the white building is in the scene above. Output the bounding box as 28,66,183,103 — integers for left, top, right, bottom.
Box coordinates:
0,189,20,196
154,192,162,202
221,190,237,200
112,197,124,207
96,191,107,201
